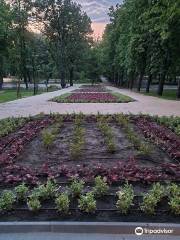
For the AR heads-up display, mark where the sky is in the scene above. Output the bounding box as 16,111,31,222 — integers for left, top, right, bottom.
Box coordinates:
75,0,123,39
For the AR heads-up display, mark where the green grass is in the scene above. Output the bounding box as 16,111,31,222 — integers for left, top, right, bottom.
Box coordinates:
112,92,134,103
143,89,179,101
0,88,57,103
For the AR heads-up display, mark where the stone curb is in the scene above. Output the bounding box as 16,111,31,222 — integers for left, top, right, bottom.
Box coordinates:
0,222,179,235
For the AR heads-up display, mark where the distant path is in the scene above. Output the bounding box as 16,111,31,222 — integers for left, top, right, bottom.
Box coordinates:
0,84,180,119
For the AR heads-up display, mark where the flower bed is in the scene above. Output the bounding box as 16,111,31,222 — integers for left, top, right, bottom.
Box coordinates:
73,85,109,93
52,92,134,103
0,114,179,222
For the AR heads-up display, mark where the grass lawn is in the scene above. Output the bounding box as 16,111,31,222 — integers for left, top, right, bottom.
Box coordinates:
143,89,179,100
0,88,58,103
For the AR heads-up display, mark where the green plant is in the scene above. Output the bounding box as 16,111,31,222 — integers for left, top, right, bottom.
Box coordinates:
93,176,109,197
167,183,180,215
42,130,56,149
30,180,57,200
55,193,70,214
167,183,180,197
169,196,180,215
0,190,16,211
138,143,151,155
141,183,165,215
116,114,129,128
78,192,96,213
27,197,41,212
70,179,85,197
0,117,27,137
97,117,116,153
116,183,134,214
15,183,29,201
45,179,58,198
70,117,85,160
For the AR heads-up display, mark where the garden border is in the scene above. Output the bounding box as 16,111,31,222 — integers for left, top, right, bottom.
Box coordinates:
0,222,179,235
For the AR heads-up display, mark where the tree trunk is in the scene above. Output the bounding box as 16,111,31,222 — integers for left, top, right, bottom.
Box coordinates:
0,57,3,90
137,72,144,92
177,78,180,99
61,70,66,88
146,74,152,93
157,73,166,96
129,72,135,90
70,67,74,87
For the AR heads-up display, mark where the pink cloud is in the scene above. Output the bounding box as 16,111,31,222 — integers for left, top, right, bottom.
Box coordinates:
91,22,106,40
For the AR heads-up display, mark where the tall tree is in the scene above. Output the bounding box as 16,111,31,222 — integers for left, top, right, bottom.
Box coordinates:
35,0,92,88
0,0,12,90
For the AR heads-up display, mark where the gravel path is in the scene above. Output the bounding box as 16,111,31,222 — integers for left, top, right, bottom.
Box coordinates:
0,85,179,119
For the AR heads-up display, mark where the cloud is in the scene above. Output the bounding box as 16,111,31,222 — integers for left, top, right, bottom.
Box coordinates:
75,0,121,23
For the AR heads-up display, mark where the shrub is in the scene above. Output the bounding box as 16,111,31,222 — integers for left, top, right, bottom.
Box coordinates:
27,197,41,212
15,183,29,201
116,183,134,214
78,192,96,213
141,183,165,215
30,180,58,200
167,183,180,215
93,176,109,197
169,196,180,215
0,190,16,211
55,193,70,214
70,179,85,197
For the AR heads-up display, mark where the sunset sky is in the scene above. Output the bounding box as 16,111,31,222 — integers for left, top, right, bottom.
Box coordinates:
75,0,123,39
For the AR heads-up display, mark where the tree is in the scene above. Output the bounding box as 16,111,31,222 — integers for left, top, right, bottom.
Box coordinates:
35,0,92,88
99,0,180,97
10,0,32,89
0,0,12,90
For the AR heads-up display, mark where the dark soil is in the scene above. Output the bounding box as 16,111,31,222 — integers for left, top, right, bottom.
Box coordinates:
0,116,179,222
15,121,172,170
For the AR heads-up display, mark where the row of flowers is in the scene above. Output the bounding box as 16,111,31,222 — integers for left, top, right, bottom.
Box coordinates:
134,116,180,162
0,158,179,186
0,179,179,215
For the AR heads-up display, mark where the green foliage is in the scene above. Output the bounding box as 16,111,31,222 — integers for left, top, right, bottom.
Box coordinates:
98,0,180,95
15,183,29,201
116,183,134,214
70,179,85,197
30,180,57,200
78,192,96,213
141,183,165,215
167,183,180,215
42,130,56,149
93,176,109,198
55,193,70,214
27,197,41,212
70,115,85,160
169,196,180,216
0,190,16,211
97,116,116,153
0,117,27,137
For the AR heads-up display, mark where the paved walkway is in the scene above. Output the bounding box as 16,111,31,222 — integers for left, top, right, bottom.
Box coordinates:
0,85,179,119
0,233,179,240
